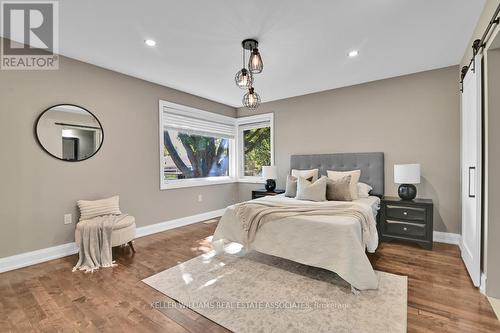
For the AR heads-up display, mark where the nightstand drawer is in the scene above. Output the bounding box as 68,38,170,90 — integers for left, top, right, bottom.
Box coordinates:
386,205,426,221
385,220,426,238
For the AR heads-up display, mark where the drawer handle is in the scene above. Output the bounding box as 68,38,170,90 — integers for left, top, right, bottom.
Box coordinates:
403,227,408,231
403,211,408,215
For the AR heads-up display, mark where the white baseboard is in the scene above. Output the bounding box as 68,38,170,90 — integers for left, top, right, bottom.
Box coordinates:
481,272,487,294
135,208,225,238
0,242,79,273
0,208,226,274
433,231,461,245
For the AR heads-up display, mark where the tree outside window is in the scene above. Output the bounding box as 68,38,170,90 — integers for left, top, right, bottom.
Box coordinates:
243,127,271,177
163,130,229,180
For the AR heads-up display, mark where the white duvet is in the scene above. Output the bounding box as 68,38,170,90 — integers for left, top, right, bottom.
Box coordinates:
213,195,380,290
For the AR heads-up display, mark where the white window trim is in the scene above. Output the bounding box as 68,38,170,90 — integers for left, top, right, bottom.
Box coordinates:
159,100,237,190
236,113,274,183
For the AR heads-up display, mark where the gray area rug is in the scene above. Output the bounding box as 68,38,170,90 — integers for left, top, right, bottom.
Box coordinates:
143,246,407,333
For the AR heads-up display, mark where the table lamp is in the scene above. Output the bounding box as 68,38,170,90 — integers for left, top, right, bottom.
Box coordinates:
262,166,277,192
394,164,421,200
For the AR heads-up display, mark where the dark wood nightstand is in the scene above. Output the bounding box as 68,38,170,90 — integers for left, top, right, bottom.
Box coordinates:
252,189,285,200
379,196,434,250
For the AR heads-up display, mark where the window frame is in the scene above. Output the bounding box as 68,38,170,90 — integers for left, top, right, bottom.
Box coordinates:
159,100,237,190
236,113,275,183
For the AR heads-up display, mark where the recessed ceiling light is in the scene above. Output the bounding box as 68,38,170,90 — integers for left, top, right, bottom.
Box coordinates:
348,50,359,57
144,39,156,47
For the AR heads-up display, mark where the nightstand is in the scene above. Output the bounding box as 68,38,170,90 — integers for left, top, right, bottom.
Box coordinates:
379,196,434,250
252,189,285,200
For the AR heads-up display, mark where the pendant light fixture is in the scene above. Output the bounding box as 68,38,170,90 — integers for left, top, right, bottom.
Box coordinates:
242,87,261,109
234,46,253,89
248,47,263,74
235,39,264,109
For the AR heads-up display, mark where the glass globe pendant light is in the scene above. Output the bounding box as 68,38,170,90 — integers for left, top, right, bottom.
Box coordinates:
242,87,261,109
235,47,253,89
248,47,263,74
237,39,264,110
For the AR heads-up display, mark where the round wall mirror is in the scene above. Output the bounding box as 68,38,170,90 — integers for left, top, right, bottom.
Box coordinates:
35,104,104,161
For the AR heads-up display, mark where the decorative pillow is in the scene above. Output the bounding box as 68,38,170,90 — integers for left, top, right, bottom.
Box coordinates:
285,175,313,198
357,182,373,198
327,170,361,200
77,195,121,221
295,176,327,202
326,175,353,201
291,168,319,182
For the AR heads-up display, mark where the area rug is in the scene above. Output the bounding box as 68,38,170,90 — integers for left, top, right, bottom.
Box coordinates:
143,246,407,333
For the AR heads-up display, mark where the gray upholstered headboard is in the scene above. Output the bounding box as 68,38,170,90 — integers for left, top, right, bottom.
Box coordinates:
290,152,385,197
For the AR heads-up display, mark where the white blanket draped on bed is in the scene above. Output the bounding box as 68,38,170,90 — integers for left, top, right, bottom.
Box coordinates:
213,195,380,290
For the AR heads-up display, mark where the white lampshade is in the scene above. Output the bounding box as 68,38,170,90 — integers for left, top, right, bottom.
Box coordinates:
262,166,277,180
394,164,421,184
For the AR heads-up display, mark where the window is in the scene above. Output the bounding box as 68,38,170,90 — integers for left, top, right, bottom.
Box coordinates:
237,114,274,182
159,100,274,189
160,101,236,189
163,130,230,180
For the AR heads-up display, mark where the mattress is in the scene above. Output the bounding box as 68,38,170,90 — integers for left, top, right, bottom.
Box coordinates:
213,195,380,290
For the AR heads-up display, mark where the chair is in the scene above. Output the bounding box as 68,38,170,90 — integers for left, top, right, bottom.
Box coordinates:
75,215,137,252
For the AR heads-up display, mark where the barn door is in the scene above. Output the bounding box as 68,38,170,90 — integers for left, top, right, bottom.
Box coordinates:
461,55,482,287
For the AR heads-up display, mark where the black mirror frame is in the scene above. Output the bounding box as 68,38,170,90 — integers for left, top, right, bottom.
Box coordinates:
34,104,104,162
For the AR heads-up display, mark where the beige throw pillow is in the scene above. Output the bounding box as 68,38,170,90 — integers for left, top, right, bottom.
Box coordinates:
77,195,121,221
326,175,353,201
327,170,361,200
357,182,373,198
295,176,327,201
291,168,319,182
285,175,313,198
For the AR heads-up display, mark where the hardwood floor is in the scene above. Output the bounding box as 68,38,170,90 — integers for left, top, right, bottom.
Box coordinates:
1,221,499,332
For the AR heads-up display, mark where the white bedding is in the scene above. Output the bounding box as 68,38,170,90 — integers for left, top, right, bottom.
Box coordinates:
213,195,381,290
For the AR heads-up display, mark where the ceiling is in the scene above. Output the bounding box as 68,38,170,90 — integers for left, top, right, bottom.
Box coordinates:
23,1,489,106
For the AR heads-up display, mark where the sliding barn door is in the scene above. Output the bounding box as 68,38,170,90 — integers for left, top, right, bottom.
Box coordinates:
461,55,482,287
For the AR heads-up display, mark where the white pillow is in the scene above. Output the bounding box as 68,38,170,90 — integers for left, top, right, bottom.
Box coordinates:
327,170,361,200
357,182,373,198
77,195,121,221
295,176,327,201
291,168,319,182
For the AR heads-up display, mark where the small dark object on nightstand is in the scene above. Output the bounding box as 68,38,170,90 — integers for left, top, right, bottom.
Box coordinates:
265,179,276,192
398,184,417,200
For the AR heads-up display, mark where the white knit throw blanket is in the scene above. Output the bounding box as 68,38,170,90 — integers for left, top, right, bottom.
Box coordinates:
235,201,376,248
73,214,128,273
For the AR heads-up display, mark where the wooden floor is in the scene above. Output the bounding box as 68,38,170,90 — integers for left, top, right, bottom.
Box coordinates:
1,220,499,332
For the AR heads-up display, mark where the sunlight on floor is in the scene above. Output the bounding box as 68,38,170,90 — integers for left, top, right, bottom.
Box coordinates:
182,273,193,284
224,242,243,254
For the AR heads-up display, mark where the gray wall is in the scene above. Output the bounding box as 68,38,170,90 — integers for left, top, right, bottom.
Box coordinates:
0,47,463,258
238,66,461,234
486,46,500,297
0,51,238,258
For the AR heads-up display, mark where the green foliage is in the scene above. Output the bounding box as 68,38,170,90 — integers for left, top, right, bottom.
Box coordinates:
244,127,271,176
177,133,228,177
164,126,271,179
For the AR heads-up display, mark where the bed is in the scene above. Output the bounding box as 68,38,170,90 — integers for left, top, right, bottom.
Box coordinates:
213,152,384,290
